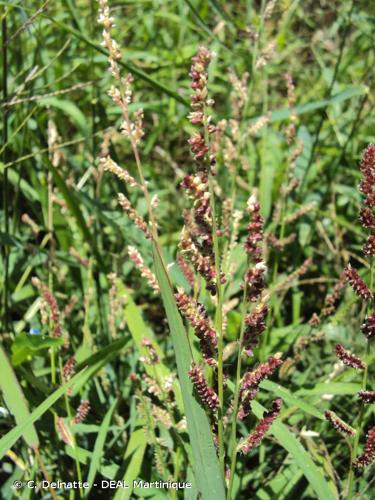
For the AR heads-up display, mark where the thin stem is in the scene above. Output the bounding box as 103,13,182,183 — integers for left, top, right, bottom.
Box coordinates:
347,342,370,499
208,174,225,475
59,358,84,498
33,447,58,500
347,257,373,499
302,1,354,193
227,285,248,499
2,15,9,334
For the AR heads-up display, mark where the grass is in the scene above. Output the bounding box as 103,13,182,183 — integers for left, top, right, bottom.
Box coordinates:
0,1,374,499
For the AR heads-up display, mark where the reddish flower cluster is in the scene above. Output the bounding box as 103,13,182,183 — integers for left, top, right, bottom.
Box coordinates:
238,399,282,454
176,254,195,288
175,289,217,366
237,387,260,421
363,234,375,256
359,207,375,229
188,363,219,411
244,263,267,302
358,390,375,404
321,272,346,316
267,233,296,251
181,173,213,258
244,195,264,263
324,410,356,437
62,356,76,381
32,277,62,338
117,193,152,239
179,228,220,295
188,46,216,172
241,354,284,390
243,303,268,355
74,400,90,424
359,144,375,208
335,344,366,370
359,145,375,256
353,426,375,468
361,313,375,340
238,354,283,420
344,265,372,300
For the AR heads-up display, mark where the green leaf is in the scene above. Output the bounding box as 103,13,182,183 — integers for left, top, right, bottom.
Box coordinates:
296,382,361,396
252,401,338,500
11,333,64,366
260,380,325,420
47,18,189,107
152,243,225,500
86,398,118,494
0,363,83,459
0,346,39,449
39,97,89,135
46,164,103,266
114,428,148,500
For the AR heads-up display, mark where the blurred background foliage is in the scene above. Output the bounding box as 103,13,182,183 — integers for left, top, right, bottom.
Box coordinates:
0,0,374,498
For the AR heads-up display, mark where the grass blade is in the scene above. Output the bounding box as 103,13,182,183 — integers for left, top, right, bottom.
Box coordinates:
0,367,83,459
86,398,118,494
114,427,148,500
0,346,39,449
152,244,225,500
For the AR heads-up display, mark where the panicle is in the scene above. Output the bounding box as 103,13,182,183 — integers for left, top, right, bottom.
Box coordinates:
188,363,219,411
255,41,276,70
358,390,375,404
361,313,375,340
62,356,76,381
324,410,356,437
353,427,375,468
181,172,213,257
101,156,139,187
247,114,270,137
21,213,40,235
240,353,283,391
344,265,372,300
237,387,260,420
244,195,264,263
359,144,375,208
228,71,249,117
176,254,195,288
140,337,160,365
267,233,296,251
278,257,312,292
175,289,217,366
243,302,268,355
285,202,316,224
74,400,90,424
244,262,267,302
179,228,221,295
238,399,282,453
128,246,159,293
188,46,216,173
335,344,366,370
321,272,346,316
56,417,74,446
97,0,121,80
363,234,375,256
359,207,375,229
118,194,152,239
31,277,62,337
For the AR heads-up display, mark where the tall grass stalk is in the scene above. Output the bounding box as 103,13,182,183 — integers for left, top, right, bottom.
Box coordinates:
2,15,9,334
227,285,248,498
347,257,373,499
